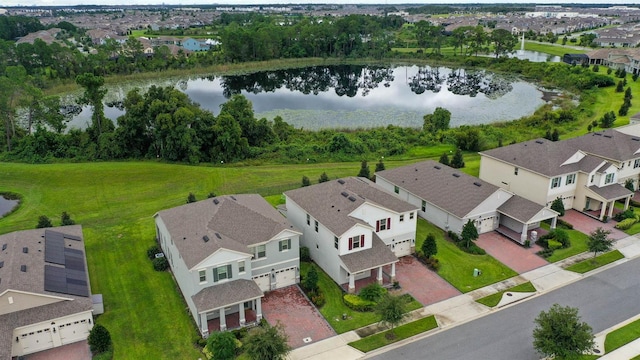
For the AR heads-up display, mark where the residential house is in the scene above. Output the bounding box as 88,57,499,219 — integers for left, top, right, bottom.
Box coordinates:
154,194,301,337
479,129,639,222
376,160,558,244
284,177,418,293
182,37,210,52
0,226,96,359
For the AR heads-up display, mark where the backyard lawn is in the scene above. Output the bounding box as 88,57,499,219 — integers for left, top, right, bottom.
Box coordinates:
415,219,517,293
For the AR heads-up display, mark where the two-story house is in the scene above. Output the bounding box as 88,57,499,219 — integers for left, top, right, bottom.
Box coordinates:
154,194,302,337
376,160,559,245
0,226,96,359
479,129,637,221
284,177,418,293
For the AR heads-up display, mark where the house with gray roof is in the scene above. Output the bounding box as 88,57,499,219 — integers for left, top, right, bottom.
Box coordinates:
376,160,558,245
0,225,95,359
154,194,301,337
284,177,418,293
479,127,639,222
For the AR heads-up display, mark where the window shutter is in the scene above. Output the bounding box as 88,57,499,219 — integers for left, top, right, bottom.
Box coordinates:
387,218,391,230
227,264,232,279
279,241,283,251
376,220,380,232
213,268,219,282
287,239,291,249
360,234,364,247
348,239,353,250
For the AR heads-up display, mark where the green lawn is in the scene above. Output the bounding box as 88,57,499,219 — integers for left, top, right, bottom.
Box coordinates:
348,315,438,352
415,219,517,293
566,250,625,273
524,41,588,57
475,282,537,308
300,262,422,334
544,228,591,263
0,161,411,359
605,317,640,353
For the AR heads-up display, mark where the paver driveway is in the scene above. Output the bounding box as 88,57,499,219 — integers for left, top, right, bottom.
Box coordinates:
562,210,627,240
24,340,90,360
261,285,335,349
476,232,548,274
391,256,460,306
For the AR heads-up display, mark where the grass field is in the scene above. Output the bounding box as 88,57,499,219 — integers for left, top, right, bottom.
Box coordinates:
415,219,517,293
566,250,625,273
523,41,588,57
348,315,438,352
475,282,536,308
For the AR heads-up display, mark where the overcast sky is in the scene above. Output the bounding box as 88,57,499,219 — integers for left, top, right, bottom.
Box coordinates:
3,1,638,7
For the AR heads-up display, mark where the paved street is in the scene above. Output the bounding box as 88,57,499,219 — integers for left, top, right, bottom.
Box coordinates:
369,257,640,360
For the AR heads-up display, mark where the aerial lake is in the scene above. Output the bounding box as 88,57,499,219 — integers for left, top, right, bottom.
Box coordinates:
69,64,547,130
0,194,19,218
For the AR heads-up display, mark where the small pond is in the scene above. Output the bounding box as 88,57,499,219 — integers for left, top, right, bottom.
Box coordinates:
67,64,548,131
0,194,19,218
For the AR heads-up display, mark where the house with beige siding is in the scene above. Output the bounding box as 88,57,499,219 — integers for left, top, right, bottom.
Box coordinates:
479,128,639,221
376,160,558,244
284,177,417,293
0,226,95,359
154,194,302,337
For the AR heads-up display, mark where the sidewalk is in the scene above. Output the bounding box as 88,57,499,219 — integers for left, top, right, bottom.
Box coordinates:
288,234,640,360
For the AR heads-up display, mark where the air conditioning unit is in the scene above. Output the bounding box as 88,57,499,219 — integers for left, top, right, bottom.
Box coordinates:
154,253,165,258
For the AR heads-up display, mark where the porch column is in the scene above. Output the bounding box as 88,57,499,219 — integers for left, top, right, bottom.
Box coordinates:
625,196,631,211
348,273,355,293
255,298,263,321
219,308,226,331
390,262,396,283
550,216,557,230
521,223,528,243
200,313,209,338
239,303,246,326
599,205,607,221
608,201,615,219
377,267,383,285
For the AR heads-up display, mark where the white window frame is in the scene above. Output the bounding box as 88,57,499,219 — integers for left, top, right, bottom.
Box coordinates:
421,200,426,212
199,270,206,283
306,213,310,226
551,177,561,189
350,236,361,249
514,167,519,175
394,185,399,194
634,159,640,169
400,214,405,222
254,244,266,259
314,220,319,232
565,173,576,185
378,218,388,231
605,173,615,184
279,239,291,252
238,260,245,273
334,236,339,250
410,212,414,219
213,264,232,283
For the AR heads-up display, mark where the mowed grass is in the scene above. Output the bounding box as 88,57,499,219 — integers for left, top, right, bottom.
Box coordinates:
348,315,438,352
0,160,391,359
475,281,536,308
524,41,588,57
415,219,517,293
566,250,625,273
605,317,640,353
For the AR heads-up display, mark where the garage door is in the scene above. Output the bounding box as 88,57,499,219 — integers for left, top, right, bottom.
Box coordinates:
253,274,270,292
274,267,297,289
59,320,90,345
392,239,412,257
479,216,495,234
19,328,54,355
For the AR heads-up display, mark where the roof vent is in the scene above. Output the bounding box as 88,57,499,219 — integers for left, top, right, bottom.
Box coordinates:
20,265,26,272
215,233,222,239
604,135,612,138
434,165,441,170
535,140,544,144
213,198,219,205
230,196,236,201
348,196,356,202
594,133,602,136
341,191,349,197
0,261,3,268
203,235,210,243
473,182,482,187
633,137,640,141
453,173,460,178
22,247,28,254
1,244,6,251
337,179,345,184
415,168,418,171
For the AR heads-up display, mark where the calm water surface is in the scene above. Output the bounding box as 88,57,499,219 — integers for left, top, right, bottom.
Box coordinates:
0,195,18,218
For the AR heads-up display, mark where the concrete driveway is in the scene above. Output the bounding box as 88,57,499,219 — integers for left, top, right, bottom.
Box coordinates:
562,210,627,240
24,341,90,360
261,285,335,349
477,232,548,274
391,256,460,306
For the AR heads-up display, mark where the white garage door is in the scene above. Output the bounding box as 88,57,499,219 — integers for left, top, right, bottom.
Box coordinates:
253,274,270,292
479,216,495,234
59,320,90,345
19,328,54,355
274,267,297,289
392,239,412,257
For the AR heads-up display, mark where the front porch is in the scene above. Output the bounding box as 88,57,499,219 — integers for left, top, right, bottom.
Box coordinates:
207,309,258,333
340,267,394,293
495,225,549,244
583,184,633,222
496,195,559,245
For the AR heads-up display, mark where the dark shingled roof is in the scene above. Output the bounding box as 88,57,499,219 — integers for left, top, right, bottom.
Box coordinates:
191,279,263,313
0,226,93,360
156,195,301,269
498,196,558,224
376,160,499,218
481,130,640,177
587,184,634,201
284,177,417,236
339,234,398,273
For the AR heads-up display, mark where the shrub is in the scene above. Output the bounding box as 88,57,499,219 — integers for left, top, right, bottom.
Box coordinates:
36,215,53,228
615,218,637,230
557,219,574,229
537,248,554,258
152,256,169,271
553,229,571,248
455,241,486,255
309,290,326,308
60,211,75,226
423,257,440,271
303,266,319,292
547,240,562,250
343,294,377,312
300,246,311,262
147,244,162,260
613,207,635,222
359,283,387,302
550,198,565,217
187,192,196,203
447,230,460,242
88,324,112,354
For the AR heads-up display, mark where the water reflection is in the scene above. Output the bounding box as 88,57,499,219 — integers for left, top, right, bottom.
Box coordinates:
0,195,18,218
69,65,545,130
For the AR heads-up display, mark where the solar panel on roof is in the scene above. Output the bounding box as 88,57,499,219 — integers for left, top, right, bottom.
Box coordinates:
44,264,89,297
45,231,66,265
63,233,82,241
